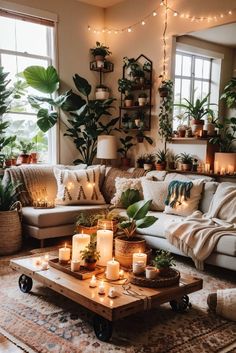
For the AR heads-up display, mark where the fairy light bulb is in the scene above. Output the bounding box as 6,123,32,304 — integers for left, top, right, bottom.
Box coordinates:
141,21,145,25
88,26,91,31
220,14,224,18
173,11,178,17
228,10,232,15
153,11,157,16
128,27,132,32
160,0,164,6
102,29,105,33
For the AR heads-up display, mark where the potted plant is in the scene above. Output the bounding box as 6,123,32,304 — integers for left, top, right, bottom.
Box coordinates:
155,149,168,170
220,77,236,108
179,152,193,171
158,79,173,153
118,78,133,95
138,92,148,106
158,78,173,98
174,94,216,137
168,152,180,170
117,135,135,167
123,57,141,81
90,42,111,68
124,93,134,107
143,153,155,171
205,114,218,137
175,113,187,137
136,154,145,168
152,250,176,277
18,141,35,164
95,84,109,100
80,238,100,271
115,199,157,268
0,181,22,255
76,211,104,235
136,129,153,144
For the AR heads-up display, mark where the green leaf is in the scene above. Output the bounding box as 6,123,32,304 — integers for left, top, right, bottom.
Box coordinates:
136,216,157,229
61,91,86,111
120,189,141,208
119,221,132,229
37,108,58,132
73,74,91,97
23,66,59,94
127,200,152,220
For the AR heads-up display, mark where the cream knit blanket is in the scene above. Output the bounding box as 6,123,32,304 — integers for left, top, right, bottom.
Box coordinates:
165,183,236,270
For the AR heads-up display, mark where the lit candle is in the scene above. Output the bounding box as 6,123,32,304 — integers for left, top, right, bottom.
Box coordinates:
59,243,71,264
119,269,124,279
41,261,49,270
205,163,210,173
33,257,42,266
108,287,117,298
145,266,158,279
44,254,49,262
132,251,147,268
72,233,90,262
89,275,97,288
71,259,80,272
133,261,145,275
220,167,226,175
214,161,219,174
106,258,120,281
228,165,234,175
98,280,105,295
97,228,113,266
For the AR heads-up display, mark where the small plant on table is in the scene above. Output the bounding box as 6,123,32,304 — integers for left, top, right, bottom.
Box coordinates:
81,238,100,271
153,250,176,276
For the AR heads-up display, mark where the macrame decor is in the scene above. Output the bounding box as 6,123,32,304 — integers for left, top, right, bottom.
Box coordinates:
165,180,193,208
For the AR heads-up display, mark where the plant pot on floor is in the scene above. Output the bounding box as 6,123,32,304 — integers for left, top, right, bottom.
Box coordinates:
156,162,166,171
115,235,146,268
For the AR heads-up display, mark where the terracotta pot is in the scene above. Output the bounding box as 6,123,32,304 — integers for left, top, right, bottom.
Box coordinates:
76,225,98,236
95,90,109,100
11,158,17,166
115,235,146,268
178,129,186,137
18,154,31,164
124,99,133,107
191,119,204,137
121,158,131,168
30,152,38,164
84,260,97,271
138,97,147,106
182,163,192,171
156,162,166,171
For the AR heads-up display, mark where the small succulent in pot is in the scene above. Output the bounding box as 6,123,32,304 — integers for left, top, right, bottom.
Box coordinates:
80,237,100,271
179,152,193,171
152,249,176,276
138,92,148,106
155,149,168,170
124,93,134,107
143,153,155,170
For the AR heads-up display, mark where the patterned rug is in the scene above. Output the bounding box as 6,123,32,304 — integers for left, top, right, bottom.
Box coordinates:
0,255,236,353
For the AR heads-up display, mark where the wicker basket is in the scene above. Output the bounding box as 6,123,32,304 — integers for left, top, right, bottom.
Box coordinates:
0,201,22,255
129,268,180,288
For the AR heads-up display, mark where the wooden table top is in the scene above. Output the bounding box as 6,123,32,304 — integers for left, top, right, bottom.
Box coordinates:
10,255,203,321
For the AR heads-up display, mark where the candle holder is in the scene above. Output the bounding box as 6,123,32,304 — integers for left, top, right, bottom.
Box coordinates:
33,199,55,209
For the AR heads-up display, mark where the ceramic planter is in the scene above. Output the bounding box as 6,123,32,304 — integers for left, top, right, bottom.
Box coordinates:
182,163,192,171
115,235,146,268
95,55,105,68
138,97,147,106
95,90,109,100
124,99,133,107
156,162,166,171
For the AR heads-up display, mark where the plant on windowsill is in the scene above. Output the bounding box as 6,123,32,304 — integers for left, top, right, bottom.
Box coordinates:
117,135,136,167
18,140,36,164
152,250,176,277
80,237,100,271
179,152,193,171
115,199,158,268
155,149,168,171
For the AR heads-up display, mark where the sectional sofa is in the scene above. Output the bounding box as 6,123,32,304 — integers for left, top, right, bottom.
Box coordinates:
3,165,236,271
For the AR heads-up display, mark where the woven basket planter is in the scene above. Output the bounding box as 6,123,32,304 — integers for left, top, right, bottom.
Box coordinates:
115,235,147,269
0,202,22,255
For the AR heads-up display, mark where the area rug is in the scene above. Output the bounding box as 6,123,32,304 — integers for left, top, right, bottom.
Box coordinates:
0,255,236,353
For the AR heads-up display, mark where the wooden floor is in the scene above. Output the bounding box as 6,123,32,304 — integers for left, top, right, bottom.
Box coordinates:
0,334,24,353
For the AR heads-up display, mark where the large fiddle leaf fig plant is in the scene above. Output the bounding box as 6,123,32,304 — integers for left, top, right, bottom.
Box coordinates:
23,66,85,132
64,74,118,165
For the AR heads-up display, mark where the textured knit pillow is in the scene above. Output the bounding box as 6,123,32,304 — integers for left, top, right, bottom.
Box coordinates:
101,168,147,203
110,177,144,206
54,167,105,205
141,179,169,211
164,179,204,216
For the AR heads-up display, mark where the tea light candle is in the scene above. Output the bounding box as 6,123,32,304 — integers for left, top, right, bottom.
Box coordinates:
132,251,147,268
97,229,113,266
133,261,145,275
108,287,117,298
98,280,105,295
72,233,90,262
89,275,97,288
220,167,226,175
71,259,80,272
59,243,71,264
44,254,49,262
145,266,158,279
33,257,42,266
41,261,49,270
119,269,124,279
106,258,120,281
214,161,219,174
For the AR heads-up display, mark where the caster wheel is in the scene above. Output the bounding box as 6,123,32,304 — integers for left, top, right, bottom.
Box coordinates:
93,315,113,342
170,295,191,312
18,274,33,293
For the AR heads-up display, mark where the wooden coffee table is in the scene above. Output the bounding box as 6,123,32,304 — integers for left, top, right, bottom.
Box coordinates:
10,255,203,342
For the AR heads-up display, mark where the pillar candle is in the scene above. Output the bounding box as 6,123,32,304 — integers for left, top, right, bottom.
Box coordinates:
59,243,71,263
106,258,120,280
132,252,147,268
214,161,219,174
97,229,113,266
72,233,90,262
228,165,234,175
205,163,210,173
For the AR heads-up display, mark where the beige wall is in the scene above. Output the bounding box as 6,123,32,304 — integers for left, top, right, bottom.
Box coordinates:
105,0,236,164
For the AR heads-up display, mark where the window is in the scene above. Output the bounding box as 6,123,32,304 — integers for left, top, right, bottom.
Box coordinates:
0,10,55,163
173,51,212,130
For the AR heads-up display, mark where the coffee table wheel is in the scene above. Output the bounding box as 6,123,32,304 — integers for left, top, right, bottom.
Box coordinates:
170,294,191,312
18,274,33,293
93,315,113,342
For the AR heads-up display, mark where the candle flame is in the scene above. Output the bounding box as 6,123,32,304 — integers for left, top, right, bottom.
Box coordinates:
139,250,141,254
65,242,67,248
112,257,114,262
92,275,96,280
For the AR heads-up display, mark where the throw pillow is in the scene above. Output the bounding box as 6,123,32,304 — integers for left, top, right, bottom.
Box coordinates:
141,179,169,211
110,177,144,207
146,170,167,181
101,168,147,203
54,167,105,205
164,179,204,216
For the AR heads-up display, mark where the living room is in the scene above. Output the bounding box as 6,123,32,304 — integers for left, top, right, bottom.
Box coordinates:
0,0,236,352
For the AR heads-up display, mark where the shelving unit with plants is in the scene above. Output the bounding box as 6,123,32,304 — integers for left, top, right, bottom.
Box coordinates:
90,42,114,100
118,55,153,133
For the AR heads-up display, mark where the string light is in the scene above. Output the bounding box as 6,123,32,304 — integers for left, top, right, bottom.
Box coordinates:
87,4,236,34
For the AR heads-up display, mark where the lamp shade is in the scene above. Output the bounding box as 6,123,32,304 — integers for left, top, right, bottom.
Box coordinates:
97,135,117,159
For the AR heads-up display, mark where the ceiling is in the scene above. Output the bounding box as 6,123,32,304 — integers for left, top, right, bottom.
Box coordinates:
190,22,236,47
77,0,125,8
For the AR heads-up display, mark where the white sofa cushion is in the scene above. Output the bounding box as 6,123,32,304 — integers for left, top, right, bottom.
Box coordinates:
146,170,167,181
141,180,169,211
199,181,219,214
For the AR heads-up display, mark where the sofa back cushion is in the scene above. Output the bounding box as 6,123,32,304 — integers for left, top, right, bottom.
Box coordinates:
199,181,219,214
141,179,169,211
101,168,147,203
54,167,105,205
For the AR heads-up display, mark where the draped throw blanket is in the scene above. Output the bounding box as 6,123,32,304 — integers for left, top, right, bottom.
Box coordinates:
165,180,193,208
165,183,236,270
